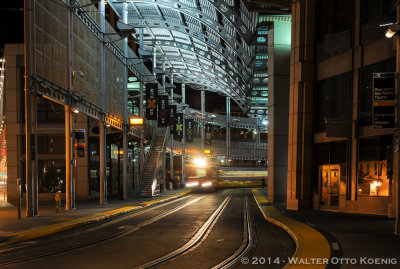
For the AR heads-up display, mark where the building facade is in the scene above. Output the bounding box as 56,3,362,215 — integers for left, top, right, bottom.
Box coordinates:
287,0,397,216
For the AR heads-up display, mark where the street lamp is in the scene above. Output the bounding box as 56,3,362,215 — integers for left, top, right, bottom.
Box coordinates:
385,8,400,235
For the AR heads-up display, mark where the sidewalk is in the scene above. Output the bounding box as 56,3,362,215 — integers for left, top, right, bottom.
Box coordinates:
0,189,190,245
254,188,400,268
279,205,400,267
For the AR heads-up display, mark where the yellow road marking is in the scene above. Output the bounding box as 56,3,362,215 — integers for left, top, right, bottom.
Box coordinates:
0,190,191,247
251,189,331,269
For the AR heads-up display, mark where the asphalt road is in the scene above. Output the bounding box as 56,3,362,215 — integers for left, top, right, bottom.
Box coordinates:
0,189,295,269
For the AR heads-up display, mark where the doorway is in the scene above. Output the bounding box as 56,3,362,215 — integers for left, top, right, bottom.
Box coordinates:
319,164,340,208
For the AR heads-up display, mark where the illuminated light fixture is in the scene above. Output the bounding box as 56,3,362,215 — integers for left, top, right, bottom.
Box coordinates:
119,150,124,155
72,107,79,113
106,123,111,127
261,119,269,126
202,182,212,187
204,149,211,154
193,158,207,167
385,23,400,38
129,117,144,125
186,182,199,188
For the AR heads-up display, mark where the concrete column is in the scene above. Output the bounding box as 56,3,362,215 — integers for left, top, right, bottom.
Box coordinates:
24,0,39,216
268,20,291,203
139,28,144,189
182,84,185,182
99,0,107,204
65,107,73,210
286,0,315,209
201,90,205,154
170,74,174,181
226,97,230,160
122,1,128,200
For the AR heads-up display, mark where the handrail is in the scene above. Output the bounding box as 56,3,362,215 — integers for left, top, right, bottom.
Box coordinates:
138,121,157,191
151,126,170,195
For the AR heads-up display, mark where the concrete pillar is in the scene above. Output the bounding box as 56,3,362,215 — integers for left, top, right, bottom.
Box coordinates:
267,20,291,203
139,28,144,189
201,90,205,154
99,0,107,204
170,74,174,181
226,97,230,160
182,84,185,182
286,0,315,209
24,0,39,216
122,1,128,200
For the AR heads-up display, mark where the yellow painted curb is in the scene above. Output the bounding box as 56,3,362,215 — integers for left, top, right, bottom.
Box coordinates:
140,190,192,207
0,190,191,247
251,189,331,269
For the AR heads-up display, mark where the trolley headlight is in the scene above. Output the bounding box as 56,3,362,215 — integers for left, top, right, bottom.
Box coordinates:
186,182,199,188
202,182,212,188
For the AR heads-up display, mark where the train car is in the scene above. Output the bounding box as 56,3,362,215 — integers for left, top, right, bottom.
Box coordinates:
185,158,218,191
216,167,268,188
184,157,268,190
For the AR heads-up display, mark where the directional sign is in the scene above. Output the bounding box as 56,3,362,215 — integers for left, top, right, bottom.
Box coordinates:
373,73,395,101
373,106,395,129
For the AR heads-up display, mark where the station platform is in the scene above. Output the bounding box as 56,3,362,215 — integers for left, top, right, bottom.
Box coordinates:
254,188,400,268
0,189,190,246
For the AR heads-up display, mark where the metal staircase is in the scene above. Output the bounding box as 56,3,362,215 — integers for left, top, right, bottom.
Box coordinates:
138,127,169,197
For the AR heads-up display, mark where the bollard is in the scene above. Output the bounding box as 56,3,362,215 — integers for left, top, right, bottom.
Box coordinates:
55,191,61,213
168,181,173,190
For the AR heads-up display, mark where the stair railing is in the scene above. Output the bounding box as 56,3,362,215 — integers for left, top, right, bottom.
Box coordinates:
151,126,170,195
138,121,157,192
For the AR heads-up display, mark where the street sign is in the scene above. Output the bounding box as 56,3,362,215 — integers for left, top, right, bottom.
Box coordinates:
373,106,395,129
373,73,395,101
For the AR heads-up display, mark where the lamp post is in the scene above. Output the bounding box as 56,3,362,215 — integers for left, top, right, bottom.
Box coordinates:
385,2,400,235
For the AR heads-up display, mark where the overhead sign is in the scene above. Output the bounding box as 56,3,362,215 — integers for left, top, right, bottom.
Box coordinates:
169,105,177,134
174,113,183,139
129,117,144,125
74,129,85,158
157,95,169,126
186,119,194,142
373,106,395,129
146,83,158,120
373,73,395,101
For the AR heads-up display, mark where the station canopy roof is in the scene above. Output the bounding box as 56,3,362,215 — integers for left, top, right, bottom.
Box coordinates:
109,0,291,113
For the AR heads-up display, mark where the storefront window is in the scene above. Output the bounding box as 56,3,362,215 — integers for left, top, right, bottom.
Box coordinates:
316,73,350,133
38,160,66,193
359,58,395,126
358,135,393,196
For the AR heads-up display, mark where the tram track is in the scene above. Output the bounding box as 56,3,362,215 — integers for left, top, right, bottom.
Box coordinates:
212,191,254,269
0,194,206,267
136,190,255,269
0,194,194,255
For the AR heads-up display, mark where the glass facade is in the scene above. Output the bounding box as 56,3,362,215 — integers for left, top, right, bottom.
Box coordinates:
316,0,352,59
315,73,351,133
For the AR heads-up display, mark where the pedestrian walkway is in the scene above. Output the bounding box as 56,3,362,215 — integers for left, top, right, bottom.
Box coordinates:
0,189,190,246
254,188,400,269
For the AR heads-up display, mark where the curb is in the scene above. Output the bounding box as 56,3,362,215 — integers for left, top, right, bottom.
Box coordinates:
251,189,331,269
0,190,191,247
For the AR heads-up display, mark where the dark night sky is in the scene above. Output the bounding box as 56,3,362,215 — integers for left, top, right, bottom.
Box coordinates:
0,0,24,56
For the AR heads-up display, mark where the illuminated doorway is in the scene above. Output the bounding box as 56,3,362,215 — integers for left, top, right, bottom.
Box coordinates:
319,164,340,208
